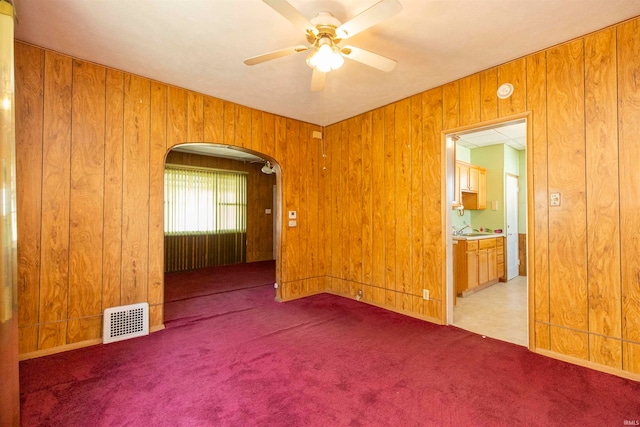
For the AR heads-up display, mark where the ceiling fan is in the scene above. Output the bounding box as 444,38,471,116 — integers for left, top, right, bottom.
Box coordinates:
244,0,402,91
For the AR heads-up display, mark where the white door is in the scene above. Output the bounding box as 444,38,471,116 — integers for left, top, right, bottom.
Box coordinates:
506,174,519,280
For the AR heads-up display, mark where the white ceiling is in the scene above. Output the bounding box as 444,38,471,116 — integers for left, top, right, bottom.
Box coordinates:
456,119,526,151
13,1,640,127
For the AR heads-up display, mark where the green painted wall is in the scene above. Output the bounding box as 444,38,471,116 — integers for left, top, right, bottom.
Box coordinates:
518,150,527,233
470,145,505,232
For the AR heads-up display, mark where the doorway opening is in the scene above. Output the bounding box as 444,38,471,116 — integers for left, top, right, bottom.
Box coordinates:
162,143,281,323
445,116,530,347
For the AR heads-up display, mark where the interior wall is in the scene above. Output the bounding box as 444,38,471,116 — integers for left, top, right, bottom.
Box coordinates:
323,18,640,376
14,41,324,356
165,150,276,265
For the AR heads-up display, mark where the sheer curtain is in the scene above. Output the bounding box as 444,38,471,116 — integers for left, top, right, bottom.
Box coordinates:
164,165,247,271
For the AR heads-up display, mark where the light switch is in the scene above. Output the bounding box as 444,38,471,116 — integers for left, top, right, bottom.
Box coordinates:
288,220,297,227
265,208,272,214
491,200,498,210
288,210,297,219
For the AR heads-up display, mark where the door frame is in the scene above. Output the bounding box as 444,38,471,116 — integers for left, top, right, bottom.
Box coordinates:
442,111,534,350
505,172,520,280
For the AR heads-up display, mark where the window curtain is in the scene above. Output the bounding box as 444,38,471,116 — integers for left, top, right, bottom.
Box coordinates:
164,165,247,271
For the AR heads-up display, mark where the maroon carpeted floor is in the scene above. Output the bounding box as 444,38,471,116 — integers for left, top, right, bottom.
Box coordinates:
20,262,640,426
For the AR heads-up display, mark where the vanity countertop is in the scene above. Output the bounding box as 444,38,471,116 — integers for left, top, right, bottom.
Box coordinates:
452,233,505,241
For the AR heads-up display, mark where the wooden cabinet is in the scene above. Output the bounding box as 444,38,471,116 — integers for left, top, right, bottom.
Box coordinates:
496,237,506,281
454,161,486,210
454,237,501,297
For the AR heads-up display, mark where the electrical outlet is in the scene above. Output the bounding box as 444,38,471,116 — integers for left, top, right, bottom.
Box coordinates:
422,289,429,300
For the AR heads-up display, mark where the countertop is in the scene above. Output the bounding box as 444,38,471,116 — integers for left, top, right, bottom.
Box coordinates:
452,233,505,241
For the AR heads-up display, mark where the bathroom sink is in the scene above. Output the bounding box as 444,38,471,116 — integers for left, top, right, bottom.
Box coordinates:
464,232,493,236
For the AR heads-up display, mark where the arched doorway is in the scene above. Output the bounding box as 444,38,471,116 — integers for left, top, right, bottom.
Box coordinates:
162,142,283,322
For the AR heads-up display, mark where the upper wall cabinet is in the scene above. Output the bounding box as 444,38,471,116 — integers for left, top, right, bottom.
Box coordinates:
454,161,486,210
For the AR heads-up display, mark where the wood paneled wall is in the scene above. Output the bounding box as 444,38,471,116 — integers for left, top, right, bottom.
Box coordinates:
164,150,276,267
14,16,640,377
324,18,640,375
15,42,321,356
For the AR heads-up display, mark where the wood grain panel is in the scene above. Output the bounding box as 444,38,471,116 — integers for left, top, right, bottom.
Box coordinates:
15,43,43,337
223,101,236,147
102,69,124,310
299,124,309,279
149,304,163,330
203,96,223,144
480,67,498,121
261,112,276,159
340,121,349,280
318,134,330,279
67,316,101,344
148,82,167,310
527,51,550,328
122,74,150,304
187,91,203,143
371,109,385,288
442,81,459,130
348,116,363,283
251,109,263,155
585,28,621,339
328,124,341,279
589,334,622,369
283,118,300,281
623,341,640,374
167,86,187,148
18,326,38,355
422,88,443,300
308,125,320,277
361,112,373,284
68,59,105,320
498,58,526,117
384,104,396,291
395,99,411,294
235,105,252,149
40,51,72,332
618,18,640,343
550,326,589,360
535,322,550,350
459,73,480,126
547,40,588,331
38,321,66,350
410,95,423,296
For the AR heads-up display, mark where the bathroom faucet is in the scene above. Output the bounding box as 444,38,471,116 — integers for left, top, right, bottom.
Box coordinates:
453,224,470,236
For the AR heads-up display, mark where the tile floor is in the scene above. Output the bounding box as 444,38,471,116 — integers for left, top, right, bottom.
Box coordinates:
453,275,528,346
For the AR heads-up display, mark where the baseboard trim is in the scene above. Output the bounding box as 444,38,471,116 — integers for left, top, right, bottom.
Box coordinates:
535,348,640,382
19,338,103,361
19,325,166,360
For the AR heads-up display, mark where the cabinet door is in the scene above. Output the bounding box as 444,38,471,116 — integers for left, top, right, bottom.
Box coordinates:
477,169,486,209
466,249,478,289
478,249,489,284
488,248,498,281
468,167,479,192
459,164,470,191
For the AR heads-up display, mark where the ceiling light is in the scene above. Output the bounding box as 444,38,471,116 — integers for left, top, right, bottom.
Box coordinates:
261,161,274,175
306,37,344,72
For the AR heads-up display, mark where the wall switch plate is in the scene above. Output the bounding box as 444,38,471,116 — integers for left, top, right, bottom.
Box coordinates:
423,289,429,300
288,220,297,227
288,210,297,219
265,208,272,214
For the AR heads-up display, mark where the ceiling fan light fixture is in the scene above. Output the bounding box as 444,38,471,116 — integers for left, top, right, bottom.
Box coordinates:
306,37,344,72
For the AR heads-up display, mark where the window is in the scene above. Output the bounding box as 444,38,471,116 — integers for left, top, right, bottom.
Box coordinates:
164,165,247,235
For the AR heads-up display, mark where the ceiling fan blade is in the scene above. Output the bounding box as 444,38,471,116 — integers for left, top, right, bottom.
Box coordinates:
341,45,397,72
244,45,308,66
336,0,402,39
263,0,318,36
310,68,326,91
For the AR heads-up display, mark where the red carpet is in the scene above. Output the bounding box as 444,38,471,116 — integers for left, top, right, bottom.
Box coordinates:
20,263,640,426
